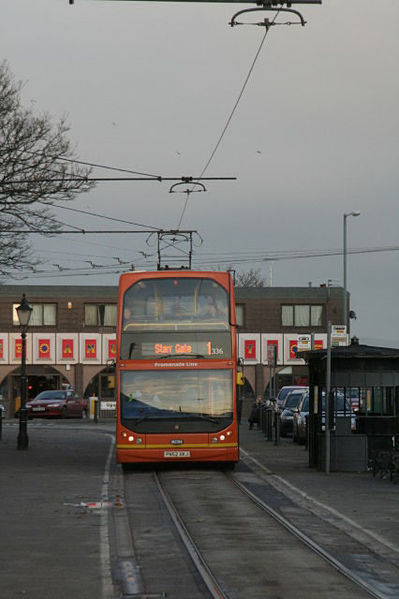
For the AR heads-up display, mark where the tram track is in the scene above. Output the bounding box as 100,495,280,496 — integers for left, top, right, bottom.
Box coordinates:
154,472,229,599
228,470,393,599
154,466,399,599
121,464,380,599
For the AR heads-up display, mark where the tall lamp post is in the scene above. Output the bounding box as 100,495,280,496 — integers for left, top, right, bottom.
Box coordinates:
16,294,33,450
343,211,360,331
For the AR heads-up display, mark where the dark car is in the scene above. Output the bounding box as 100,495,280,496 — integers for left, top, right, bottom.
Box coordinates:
292,391,309,444
26,390,88,419
279,387,308,437
275,385,307,409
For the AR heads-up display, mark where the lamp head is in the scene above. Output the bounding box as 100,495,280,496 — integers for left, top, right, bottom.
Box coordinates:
344,210,360,218
16,294,33,328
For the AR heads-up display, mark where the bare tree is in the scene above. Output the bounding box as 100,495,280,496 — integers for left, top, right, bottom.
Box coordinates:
0,61,95,276
235,268,266,288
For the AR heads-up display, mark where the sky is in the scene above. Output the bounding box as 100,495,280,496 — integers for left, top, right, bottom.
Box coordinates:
2,0,399,346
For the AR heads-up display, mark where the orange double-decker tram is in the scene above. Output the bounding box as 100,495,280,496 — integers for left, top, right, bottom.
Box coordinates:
116,270,239,467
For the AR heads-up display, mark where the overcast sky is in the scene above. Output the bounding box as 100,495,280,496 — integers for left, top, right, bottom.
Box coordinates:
2,0,399,346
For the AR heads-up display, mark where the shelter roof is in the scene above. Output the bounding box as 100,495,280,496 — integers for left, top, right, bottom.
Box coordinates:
300,340,399,362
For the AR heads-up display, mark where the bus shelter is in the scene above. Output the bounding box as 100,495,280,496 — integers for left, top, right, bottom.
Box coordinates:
301,339,399,472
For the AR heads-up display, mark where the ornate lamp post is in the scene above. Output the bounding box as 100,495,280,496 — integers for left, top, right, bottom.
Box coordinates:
16,294,33,450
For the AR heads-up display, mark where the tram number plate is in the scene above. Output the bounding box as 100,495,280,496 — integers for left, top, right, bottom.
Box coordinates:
32,407,45,411
164,450,191,458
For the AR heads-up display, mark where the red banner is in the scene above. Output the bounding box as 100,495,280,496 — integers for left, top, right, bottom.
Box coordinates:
244,339,256,360
62,339,74,359
85,339,97,359
0,339,3,359
314,339,324,350
38,339,51,359
15,338,22,360
108,339,116,359
289,339,298,360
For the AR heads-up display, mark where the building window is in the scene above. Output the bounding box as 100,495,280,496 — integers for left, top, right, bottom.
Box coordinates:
281,304,323,327
282,305,294,326
12,303,56,326
235,304,244,326
310,305,323,326
85,304,117,326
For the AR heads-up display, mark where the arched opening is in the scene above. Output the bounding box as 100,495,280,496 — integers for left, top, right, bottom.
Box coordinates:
83,365,116,418
3,365,73,418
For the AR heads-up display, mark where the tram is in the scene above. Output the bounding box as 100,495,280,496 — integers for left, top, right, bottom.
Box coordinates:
115,270,239,466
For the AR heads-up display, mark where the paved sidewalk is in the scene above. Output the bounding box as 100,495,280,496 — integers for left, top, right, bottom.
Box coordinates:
0,420,116,599
239,424,399,558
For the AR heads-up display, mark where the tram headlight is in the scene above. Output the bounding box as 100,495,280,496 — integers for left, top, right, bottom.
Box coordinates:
136,438,143,444
219,434,226,441
211,437,218,444
128,436,134,442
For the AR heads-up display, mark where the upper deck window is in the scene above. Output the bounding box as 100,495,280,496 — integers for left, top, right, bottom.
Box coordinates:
123,278,229,332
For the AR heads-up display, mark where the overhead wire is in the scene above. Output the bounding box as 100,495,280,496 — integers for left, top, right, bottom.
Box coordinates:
12,243,399,282
43,201,162,231
176,9,280,229
25,149,161,179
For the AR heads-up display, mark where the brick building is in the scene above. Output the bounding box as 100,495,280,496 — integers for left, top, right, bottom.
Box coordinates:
0,284,347,417
235,285,347,398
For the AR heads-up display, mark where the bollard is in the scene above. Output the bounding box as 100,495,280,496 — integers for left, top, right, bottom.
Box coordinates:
274,411,280,446
266,409,273,441
305,414,309,449
89,396,99,422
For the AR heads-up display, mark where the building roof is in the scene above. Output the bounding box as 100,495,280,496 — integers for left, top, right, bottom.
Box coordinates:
0,285,118,300
235,286,344,300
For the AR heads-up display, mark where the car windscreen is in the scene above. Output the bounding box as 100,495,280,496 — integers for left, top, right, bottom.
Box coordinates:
284,393,304,408
36,391,66,400
278,388,292,403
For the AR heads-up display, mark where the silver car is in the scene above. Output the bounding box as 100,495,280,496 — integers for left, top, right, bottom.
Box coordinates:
279,388,308,437
293,392,309,444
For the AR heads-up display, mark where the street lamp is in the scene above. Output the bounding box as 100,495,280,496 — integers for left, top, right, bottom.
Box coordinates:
343,211,360,331
16,294,33,450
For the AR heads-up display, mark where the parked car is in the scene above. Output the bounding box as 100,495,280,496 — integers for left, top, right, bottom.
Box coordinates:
26,390,88,419
279,387,308,436
275,385,307,409
292,391,309,444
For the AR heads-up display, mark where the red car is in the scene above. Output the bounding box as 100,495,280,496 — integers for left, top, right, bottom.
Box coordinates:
26,390,88,419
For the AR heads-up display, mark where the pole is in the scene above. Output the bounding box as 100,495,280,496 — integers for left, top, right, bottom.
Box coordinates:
343,214,348,329
325,321,331,474
17,331,29,450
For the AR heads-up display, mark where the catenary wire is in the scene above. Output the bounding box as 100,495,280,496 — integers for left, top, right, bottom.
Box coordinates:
11,244,399,281
43,202,162,231
176,10,280,229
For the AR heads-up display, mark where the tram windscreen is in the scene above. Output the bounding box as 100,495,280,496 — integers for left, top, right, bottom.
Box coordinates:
120,369,233,422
